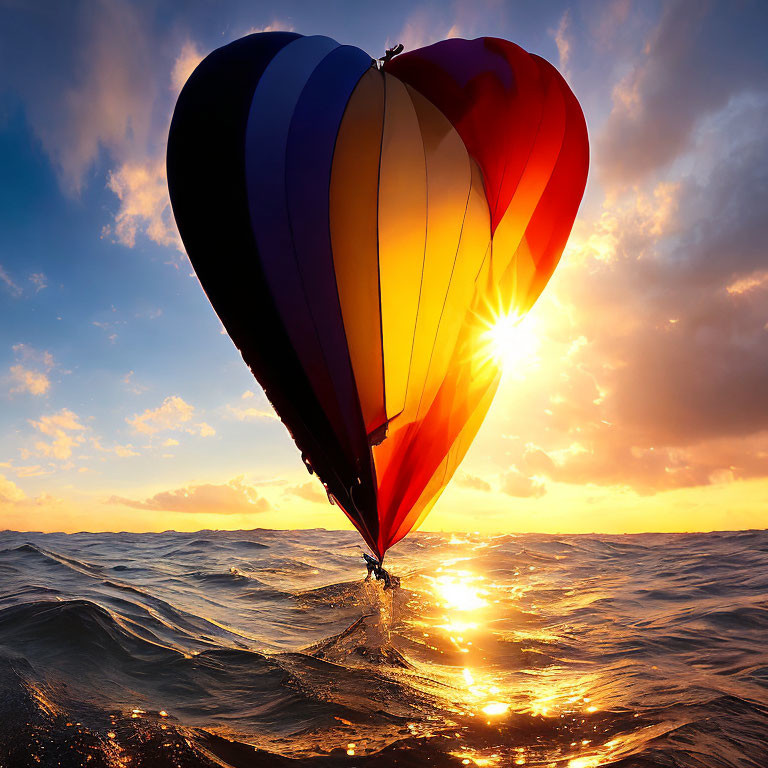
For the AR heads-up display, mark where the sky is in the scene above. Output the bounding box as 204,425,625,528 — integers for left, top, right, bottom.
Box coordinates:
1,0,767,536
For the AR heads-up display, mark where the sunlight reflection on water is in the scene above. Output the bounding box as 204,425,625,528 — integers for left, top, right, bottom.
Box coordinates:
405,536,643,767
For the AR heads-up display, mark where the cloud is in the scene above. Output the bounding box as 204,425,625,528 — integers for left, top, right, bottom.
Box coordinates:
101,37,210,253
588,0,632,50
0,269,46,298
0,474,26,504
284,482,326,504
244,21,295,35
10,465,49,478
127,395,194,434
393,8,462,52
9,365,50,396
0,475,59,522
127,395,215,437
580,113,768,448
726,271,768,296
502,467,546,499
8,343,57,396
171,40,204,94
7,0,156,195
456,472,492,492
103,157,182,250
12,344,55,369
30,409,87,460
225,391,278,422
226,404,279,422
90,438,140,458
92,319,121,344
599,1,768,187
109,476,270,515
122,370,147,394
114,445,140,457
29,273,47,292
1,2,189,250
551,10,571,76
0,265,21,296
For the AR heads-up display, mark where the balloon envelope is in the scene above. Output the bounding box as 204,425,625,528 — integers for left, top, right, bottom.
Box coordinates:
167,33,588,560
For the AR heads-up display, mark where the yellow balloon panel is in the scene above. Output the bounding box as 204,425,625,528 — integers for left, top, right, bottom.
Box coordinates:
330,69,387,437
378,74,428,422
417,158,491,423
395,84,473,431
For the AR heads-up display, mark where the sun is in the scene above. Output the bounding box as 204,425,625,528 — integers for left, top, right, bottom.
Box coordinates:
477,308,539,372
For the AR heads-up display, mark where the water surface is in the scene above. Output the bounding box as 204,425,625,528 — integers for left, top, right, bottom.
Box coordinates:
0,528,766,766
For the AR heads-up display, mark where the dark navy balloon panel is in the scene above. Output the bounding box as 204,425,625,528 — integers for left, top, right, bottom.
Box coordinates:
167,32,589,560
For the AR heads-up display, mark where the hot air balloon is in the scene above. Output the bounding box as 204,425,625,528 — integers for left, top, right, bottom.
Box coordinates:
166,33,588,562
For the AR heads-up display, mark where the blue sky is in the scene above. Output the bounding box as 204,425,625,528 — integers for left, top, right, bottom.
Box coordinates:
2,0,768,535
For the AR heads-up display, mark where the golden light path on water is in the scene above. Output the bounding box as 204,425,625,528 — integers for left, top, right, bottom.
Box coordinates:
405,536,645,767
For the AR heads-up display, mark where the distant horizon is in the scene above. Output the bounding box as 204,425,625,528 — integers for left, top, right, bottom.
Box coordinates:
3,525,765,538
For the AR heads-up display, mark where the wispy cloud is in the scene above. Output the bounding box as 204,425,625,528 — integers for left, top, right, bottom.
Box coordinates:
551,9,571,78
392,7,462,52
9,366,50,396
171,40,204,94
127,395,215,437
0,473,59,526
226,405,279,422
225,390,278,422
20,0,155,195
122,370,148,395
28,272,47,292
0,264,21,296
7,345,57,396
456,472,492,492
91,437,140,458
599,1,768,187
30,408,87,460
244,21,296,36
109,476,270,515
0,474,27,503
103,158,182,250
13,465,49,478
284,482,326,504
502,467,546,499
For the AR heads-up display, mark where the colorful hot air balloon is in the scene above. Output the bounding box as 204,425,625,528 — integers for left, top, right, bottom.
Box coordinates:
166,33,588,561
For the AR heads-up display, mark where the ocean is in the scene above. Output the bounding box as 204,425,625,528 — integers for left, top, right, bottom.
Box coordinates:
0,528,766,767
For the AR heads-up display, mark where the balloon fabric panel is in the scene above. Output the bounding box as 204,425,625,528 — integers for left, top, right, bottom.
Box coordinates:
413,159,491,426
282,44,377,486
397,84,472,432
244,36,353,460
377,74,428,423
329,69,387,439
